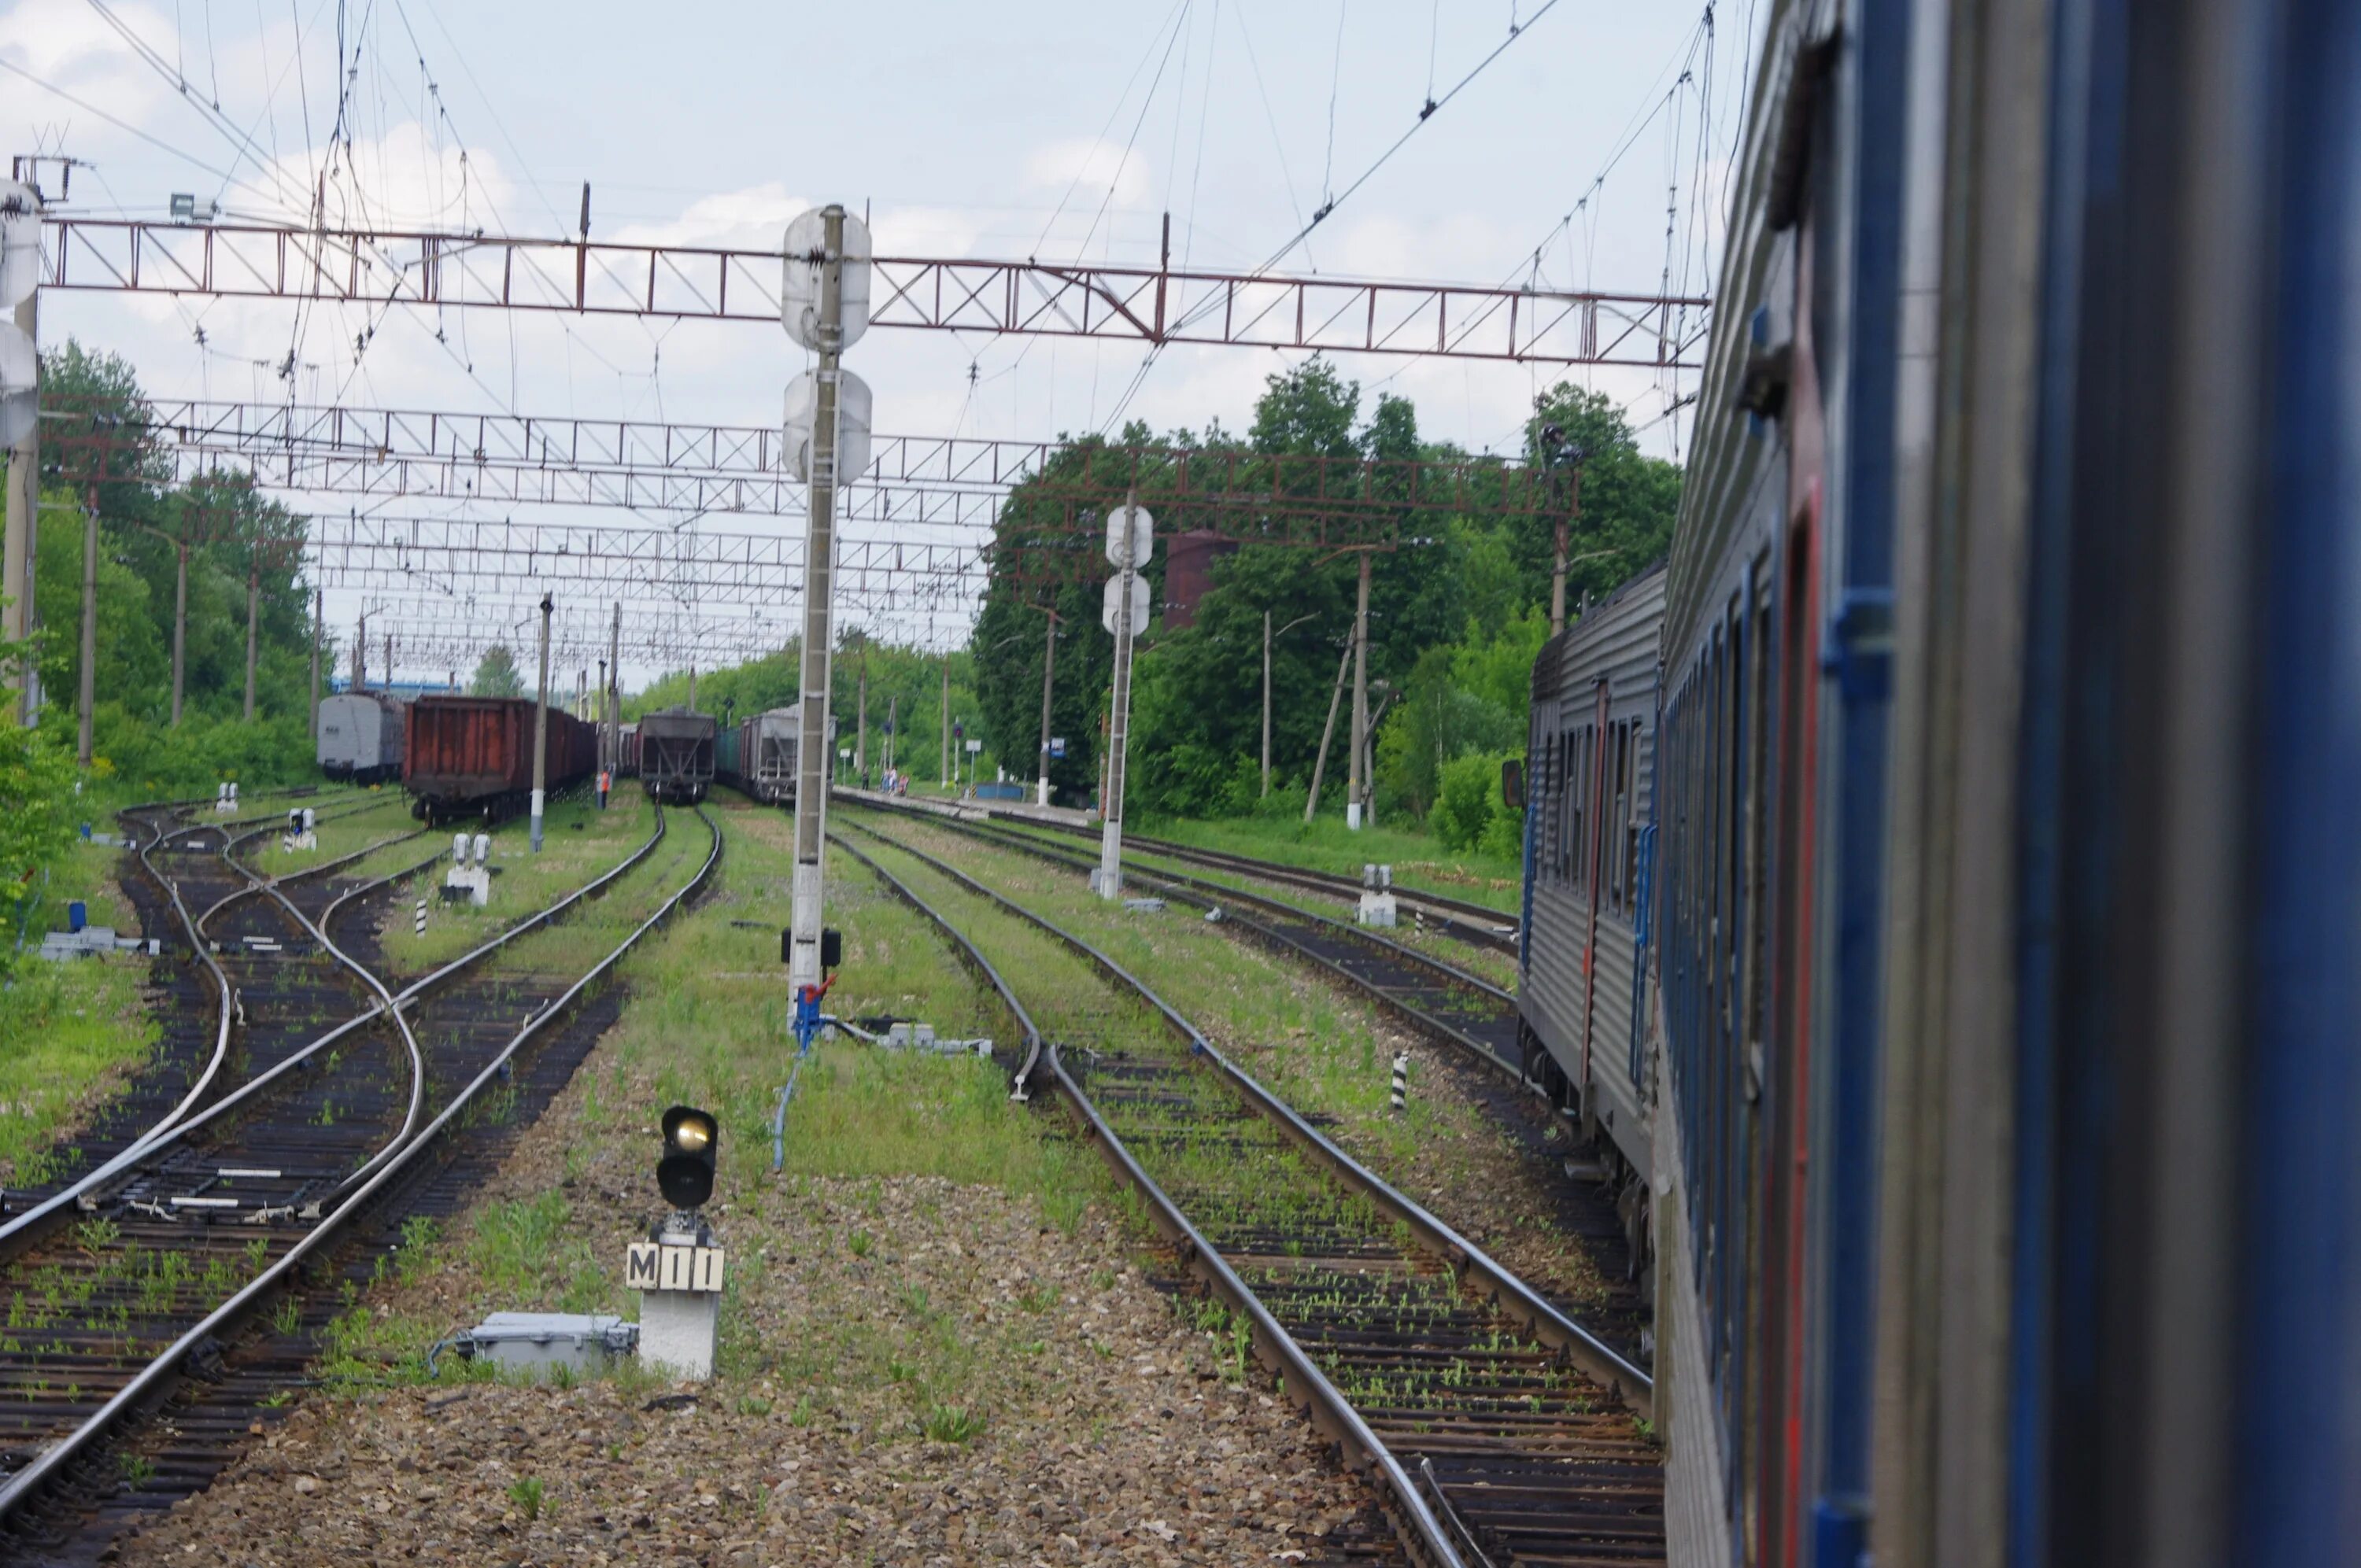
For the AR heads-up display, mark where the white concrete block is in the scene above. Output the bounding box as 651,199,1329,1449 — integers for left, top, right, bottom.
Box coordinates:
638,1289,719,1381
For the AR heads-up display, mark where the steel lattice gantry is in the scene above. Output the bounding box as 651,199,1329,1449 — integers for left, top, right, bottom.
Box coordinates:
37,217,1712,367
305,513,982,609
352,590,855,672
48,397,1575,548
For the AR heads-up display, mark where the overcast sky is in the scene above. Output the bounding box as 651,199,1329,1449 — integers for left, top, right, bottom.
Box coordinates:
3,0,1757,674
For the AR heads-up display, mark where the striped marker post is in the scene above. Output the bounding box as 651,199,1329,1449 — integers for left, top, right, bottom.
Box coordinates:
414,898,427,938
1390,1053,1410,1114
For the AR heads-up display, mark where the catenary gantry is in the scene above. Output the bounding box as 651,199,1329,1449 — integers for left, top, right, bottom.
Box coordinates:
37,216,1710,368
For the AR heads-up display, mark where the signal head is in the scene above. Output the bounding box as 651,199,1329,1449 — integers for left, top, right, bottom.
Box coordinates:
658,1105,720,1209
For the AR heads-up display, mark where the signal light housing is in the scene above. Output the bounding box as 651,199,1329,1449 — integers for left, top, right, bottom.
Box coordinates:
658,1105,719,1209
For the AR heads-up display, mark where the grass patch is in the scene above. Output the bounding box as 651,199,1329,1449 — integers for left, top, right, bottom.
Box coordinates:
1129,811,1520,912
846,808,1610,1316
247,791,420,876
0,951,161,1185
380,791,658,970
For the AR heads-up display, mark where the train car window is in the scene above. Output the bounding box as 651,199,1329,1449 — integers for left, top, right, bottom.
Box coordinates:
1550,733,1566,881
1624,722,1644,917
1609,721,1630,913
1570,725,1588,894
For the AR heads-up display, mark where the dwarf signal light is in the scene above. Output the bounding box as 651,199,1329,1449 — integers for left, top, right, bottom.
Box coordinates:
658,1105,719,1209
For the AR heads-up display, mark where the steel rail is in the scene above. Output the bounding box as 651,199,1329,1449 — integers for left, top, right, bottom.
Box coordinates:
211,811,441,1189
0,805,720,1525
827,832,1045,1098
907,794,1520,941
0,802,670,1249
909,807,1513,999
841,817,1651,1413
833,824,1463,1568
852,802,1529,1083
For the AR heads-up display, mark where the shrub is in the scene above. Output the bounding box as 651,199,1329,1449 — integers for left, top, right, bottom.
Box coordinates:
1432,751,1509,851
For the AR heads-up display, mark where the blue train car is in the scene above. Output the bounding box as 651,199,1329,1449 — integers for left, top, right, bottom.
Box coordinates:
1623,1,2361,1563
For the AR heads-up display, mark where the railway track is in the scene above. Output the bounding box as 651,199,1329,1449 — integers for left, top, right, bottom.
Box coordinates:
836,825,1664,1568
0,799,718,1562
905,799,1521,956
4,795,434,1221
842,805,1654,1361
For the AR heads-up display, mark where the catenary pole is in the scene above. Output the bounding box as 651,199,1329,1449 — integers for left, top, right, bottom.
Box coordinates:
243,569,259,721
940,659,950,787
530,591,552,853
1096,489,1143,900
1262,611,1273,798
5,286,37,725
608,600,622,773
307,587,320,743
786,205,850,991
1036,605,1058,807
1346,551,1372,829
77,493,96,765
169,540,187,727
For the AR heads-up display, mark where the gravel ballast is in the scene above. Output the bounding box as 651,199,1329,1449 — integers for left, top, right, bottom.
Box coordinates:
112,1105,1393,1566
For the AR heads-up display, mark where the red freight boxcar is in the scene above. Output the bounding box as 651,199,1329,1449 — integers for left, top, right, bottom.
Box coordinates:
403,695,598,821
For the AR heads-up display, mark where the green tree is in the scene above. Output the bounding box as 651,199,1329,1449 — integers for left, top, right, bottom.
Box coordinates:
1517,384,1683,610
471,645,526,698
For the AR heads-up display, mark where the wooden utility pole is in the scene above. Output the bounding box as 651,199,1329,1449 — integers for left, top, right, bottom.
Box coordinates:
1303,638,1354,822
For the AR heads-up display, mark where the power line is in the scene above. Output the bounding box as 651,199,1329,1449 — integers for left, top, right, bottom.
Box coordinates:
1099,0,1570,434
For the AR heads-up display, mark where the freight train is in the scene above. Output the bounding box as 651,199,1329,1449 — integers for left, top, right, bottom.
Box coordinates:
402,695,597,822
634,708,716,803
315,690,406,784
1514,3,2361,1564
714,704,816,806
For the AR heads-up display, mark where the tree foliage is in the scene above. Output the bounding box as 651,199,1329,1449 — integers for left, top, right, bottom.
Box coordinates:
471,645,526,698
966,361,1680,827
629,633,981,784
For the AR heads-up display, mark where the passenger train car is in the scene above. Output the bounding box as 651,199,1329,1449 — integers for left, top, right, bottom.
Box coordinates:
1540,2,2361,1565
1520,562,1664,1272
315,690,406,784
402,695,597,822
634,708,717,803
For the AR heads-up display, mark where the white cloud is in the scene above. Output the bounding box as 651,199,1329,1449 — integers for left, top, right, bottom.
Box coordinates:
0,0,168,79
1024,138,1151,211
610,181,808,250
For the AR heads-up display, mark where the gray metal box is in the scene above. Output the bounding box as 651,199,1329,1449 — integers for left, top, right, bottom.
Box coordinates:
467,1312,637,1378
